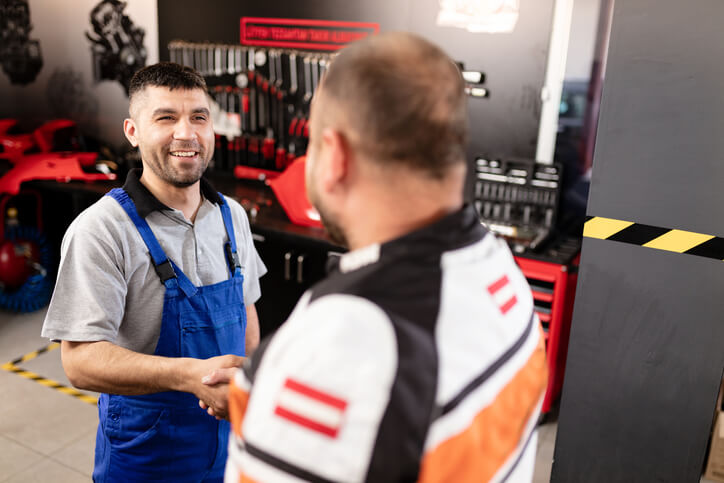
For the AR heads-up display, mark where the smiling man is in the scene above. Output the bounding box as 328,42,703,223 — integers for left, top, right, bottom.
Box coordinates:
41,62,266,482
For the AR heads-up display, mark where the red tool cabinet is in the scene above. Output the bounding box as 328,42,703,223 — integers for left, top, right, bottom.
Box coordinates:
515,255,579,414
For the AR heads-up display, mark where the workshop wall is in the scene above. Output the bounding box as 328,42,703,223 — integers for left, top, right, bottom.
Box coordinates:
0,0,159,149
0,1,557,161
157,0,556,163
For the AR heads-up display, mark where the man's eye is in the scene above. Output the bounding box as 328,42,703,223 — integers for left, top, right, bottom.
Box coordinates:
194,116,208,121
157,116,174,121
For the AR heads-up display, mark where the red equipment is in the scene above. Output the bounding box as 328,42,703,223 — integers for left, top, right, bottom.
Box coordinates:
0,194,42,290
515,255,580,414
0,119,83,161
0,152,115,195
0,119,35,159
32,119,78,153
267,156,323,228
0,234,39,289
234,165,281,182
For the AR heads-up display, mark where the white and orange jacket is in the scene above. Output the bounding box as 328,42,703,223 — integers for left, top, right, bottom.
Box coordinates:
226,205,547,483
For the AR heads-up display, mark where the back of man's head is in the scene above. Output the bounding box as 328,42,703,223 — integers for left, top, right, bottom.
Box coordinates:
316,32,468,179
128,62,206,117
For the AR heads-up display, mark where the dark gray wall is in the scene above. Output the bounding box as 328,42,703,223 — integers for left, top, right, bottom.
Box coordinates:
0,0,159,148
552,1,724,481
157,0,555,162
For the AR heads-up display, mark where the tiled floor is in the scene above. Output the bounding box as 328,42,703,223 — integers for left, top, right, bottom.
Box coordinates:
0,308,717,482
0,309,98,482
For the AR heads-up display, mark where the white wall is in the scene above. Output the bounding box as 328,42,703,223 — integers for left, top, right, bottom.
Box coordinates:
0,0,158,148
564,0,601,80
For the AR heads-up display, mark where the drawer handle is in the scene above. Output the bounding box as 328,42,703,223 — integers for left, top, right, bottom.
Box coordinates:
284,252,293,281
296,254,305,284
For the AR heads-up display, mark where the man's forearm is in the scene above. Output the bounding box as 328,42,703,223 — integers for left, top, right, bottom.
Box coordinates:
61,340,240,396
246,303,260,355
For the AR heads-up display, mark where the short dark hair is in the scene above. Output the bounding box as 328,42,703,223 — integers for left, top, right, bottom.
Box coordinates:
128,62,206,102
319,32,468,179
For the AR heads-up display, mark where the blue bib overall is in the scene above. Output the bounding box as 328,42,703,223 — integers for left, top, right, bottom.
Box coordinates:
93,188,246,482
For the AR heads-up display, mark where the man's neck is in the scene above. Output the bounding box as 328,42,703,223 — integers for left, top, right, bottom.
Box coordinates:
139,170,203,223
343,167,466,251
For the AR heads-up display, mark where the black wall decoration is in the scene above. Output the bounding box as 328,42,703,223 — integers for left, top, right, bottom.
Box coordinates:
85,0,147,95
46,67,99,123
0,0,43,85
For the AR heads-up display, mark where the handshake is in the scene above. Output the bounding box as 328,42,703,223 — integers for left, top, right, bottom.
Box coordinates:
188,354,244,420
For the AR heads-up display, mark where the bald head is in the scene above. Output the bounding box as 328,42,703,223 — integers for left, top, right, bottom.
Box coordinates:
312,32,468,179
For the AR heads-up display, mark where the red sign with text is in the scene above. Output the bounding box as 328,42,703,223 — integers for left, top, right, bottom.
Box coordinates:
240,17,379,51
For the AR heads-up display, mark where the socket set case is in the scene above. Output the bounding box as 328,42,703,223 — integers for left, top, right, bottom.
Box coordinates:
474,156,562,253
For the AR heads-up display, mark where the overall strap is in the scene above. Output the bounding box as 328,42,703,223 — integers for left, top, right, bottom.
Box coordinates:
218,193,242,278
106,188,197,297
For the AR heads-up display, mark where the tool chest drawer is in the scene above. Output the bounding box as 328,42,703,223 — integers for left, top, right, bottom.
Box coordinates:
515,255,579,414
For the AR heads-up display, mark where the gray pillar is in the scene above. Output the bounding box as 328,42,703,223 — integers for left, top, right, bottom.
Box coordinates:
552,1,724,481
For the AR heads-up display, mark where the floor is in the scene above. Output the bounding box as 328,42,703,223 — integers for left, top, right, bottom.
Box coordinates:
0,308,716,482
0,309,98,482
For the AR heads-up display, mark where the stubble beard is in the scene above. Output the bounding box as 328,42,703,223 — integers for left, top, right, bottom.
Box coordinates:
307,178,349,248
318,205,348,248
143,145,211,188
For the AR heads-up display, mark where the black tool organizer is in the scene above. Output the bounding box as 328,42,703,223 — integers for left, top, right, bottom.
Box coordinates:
474,156,565,255
168,41,334,176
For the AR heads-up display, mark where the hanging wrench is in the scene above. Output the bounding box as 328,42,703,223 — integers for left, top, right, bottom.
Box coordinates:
214,45,222,77
227,45,235,75
289,52,298,96
302,56,312,106
310,56,319,98
193,44,201,72
168,41,177,63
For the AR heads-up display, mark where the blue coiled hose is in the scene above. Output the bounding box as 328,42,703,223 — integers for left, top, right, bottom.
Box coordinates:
0,225,54,313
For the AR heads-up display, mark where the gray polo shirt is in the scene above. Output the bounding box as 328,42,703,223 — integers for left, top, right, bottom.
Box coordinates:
41,170,267,355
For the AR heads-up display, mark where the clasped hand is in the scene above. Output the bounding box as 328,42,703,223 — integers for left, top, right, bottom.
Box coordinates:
189,355,242,420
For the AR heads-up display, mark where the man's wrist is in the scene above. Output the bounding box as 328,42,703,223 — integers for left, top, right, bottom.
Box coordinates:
164,357,196,393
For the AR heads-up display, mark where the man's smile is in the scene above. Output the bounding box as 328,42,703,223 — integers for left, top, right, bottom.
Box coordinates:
169,151,198,157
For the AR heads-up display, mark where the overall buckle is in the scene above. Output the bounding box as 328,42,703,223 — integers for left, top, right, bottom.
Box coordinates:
153,260,177,282
225,242,242,273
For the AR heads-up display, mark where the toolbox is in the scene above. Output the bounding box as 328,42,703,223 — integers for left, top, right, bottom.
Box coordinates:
474,156,563,254
515,252,578,414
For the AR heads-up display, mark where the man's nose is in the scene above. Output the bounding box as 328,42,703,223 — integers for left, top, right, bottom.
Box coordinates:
173,118,197,140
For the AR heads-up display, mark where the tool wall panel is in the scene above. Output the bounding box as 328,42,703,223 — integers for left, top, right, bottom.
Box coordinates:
157,0,556,183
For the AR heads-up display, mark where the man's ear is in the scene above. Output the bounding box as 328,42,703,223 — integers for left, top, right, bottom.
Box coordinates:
123,118,139,147
318,127,350,193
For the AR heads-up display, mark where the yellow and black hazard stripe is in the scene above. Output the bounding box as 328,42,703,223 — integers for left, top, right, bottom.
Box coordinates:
584,216,724,259
6,341,60,365
1,343,98,406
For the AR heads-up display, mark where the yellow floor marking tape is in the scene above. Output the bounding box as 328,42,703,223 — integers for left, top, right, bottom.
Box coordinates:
2,343,98,406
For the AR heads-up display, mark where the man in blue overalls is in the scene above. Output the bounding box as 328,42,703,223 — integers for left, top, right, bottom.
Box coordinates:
41,62,267,482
